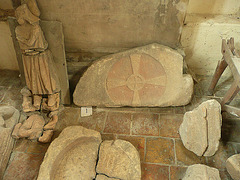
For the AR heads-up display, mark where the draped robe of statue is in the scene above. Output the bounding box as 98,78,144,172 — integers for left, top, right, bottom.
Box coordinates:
15,12,60,95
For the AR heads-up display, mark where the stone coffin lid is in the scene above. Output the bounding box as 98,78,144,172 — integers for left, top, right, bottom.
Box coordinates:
73,43,193,107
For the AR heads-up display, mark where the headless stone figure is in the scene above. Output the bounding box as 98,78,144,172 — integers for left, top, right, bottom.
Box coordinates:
15,1,60,131
14,1,60,141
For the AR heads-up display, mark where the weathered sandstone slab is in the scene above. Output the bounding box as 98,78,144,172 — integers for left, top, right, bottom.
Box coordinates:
96,140,141,180
73,44,193,107
0,106,20,179
183,164,221,180
179,100,222,156
37,126,102,180
226,154,240,180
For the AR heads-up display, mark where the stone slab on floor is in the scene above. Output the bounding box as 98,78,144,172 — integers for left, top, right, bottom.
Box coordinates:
8,18,70,104
0,106,19,179
96,139,141,180
179,100,222,156
37,126,102,180
183,164,221,180
74,44,193,107
226,154,240,180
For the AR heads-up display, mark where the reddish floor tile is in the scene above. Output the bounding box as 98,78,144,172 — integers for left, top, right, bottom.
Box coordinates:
13,139,29,153
94,111,107,132
78,116,96,130
118,135,145,161
170,166,187,180
103,112,131,135
141,163,169,180
3,152,44,180
149,107,174,114
26,141,50,154
159,114,183,138
100,133,117,141
206,142,236,170
174,106,185,114
132,113,159,136
175,139,206,166
145,137,175,165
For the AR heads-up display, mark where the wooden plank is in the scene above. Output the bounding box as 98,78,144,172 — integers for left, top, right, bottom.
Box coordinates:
222,104,240,118
221,80,239,106
7,17,26,84
40,21,70,104
208,58,228,95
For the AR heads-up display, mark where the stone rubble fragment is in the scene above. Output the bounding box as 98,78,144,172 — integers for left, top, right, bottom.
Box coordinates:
38,126,141,180
73,43,193,107
183,164,221,180
37,126,102,180
12,114,45,140
226,154,240,180
0,106,20,179
96,140,141,180
179,99,222,156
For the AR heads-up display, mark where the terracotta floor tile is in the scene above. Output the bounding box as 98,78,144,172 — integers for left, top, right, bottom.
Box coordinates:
149,107,174,114
26,141,50,154
103,112,131,135
94,111,107,132
175,139,206,166
118,135,145,162
100,133,116,141
159,114,183,138
145,137,175,165
3,152,44,180
141,163,169,180
79,116,96,130
206,142,236,170
170,166,187,180
173,106,185,114
132,113,159,136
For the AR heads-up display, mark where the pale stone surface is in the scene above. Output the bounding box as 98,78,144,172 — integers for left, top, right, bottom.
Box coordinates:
0,106,20,179
187,0,240,14
181,15,240,76
37,0,189,51
74,44,193,107
96,140,141,180
226,154,240,180
183,164,221,180
0,22,18,70
179,100,222,156
96,175,119,180
37,126,102,180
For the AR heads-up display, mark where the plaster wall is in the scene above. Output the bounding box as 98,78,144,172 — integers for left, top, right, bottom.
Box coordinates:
181,15,240,76
0,21,18,70
187,0,240,15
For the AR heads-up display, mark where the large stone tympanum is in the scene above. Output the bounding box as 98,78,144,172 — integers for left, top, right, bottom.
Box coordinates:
0,106,20,178
179,100,222,156
73,44,193,107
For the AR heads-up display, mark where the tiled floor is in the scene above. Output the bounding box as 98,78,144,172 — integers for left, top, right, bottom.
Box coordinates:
1,70,240,180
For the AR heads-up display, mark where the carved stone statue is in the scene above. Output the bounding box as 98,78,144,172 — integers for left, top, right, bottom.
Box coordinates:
13,0,60,139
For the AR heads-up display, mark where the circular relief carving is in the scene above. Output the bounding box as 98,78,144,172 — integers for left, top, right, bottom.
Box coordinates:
106,53,167,105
